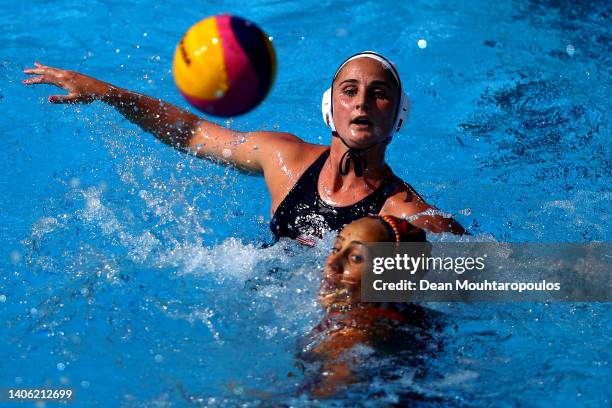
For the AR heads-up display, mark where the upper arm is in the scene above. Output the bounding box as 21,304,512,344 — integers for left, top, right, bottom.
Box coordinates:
188,120,304,173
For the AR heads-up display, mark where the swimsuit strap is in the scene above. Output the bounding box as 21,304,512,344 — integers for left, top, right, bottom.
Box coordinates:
270,150,330,239
297,149,331,191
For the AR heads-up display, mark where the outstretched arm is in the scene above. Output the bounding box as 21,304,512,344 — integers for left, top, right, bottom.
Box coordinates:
23,62,302,173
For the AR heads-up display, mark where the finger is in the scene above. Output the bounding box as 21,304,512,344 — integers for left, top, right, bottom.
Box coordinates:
24,61,47,73
49,93,80,104
23,67,47,75
22,75,54,85
25,63,63,77
24,66,58,76
34,61,51,69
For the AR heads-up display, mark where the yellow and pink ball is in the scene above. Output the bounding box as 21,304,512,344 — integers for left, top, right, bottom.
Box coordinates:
173,15,276,117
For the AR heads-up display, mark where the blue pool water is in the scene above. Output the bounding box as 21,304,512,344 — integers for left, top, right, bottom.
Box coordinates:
1,0,610,406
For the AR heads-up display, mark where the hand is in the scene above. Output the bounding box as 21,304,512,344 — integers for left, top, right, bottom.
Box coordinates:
23,62,110,104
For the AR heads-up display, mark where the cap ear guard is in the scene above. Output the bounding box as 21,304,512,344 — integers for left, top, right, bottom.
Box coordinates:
322,87,409,134
394,91,410,133
321,87,336,132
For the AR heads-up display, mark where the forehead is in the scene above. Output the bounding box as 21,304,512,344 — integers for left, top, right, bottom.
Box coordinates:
334,58,397,86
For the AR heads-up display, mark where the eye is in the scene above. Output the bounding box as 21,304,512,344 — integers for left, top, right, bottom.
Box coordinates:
349,253,364,263
373,89,387,99
330,247,340,254
342,87,357,97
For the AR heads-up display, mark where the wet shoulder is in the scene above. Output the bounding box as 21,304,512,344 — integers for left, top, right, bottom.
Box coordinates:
266,141,329,213
379,176,431,218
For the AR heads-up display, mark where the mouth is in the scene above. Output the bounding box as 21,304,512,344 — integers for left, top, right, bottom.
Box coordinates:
350,116,373,127
321,275,338,292
340,278,358,287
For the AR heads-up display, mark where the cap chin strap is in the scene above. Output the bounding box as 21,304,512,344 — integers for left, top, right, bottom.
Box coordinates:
333,132,390,177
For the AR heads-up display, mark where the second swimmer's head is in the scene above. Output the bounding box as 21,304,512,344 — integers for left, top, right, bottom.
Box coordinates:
320,216,425,308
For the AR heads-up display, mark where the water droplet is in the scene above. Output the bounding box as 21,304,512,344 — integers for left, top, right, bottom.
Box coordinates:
211,38,219,45
154,354,164,363
30,308,38,315
57,362,66,371
459,208,472,216
81,380,90,388
115,48,120,53
222,149,232,158
10,250,22,264
566,44,575,56
0,295,6,302
268,36,274,41
417,39,427,49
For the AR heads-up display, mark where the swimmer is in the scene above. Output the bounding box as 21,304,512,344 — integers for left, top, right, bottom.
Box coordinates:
302,215,439,398
23,52,467,242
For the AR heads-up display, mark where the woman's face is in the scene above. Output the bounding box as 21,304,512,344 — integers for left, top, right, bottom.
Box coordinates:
332,58,400,148
319,218,390,308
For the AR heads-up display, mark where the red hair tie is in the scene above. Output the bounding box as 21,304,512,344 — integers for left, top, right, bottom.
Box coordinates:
381,215,402,243
374,215,425,242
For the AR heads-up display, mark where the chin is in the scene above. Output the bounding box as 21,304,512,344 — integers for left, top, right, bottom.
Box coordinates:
343,127,389,148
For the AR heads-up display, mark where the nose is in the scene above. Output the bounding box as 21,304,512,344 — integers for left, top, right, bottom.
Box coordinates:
354,88,370,112
325,253,343,275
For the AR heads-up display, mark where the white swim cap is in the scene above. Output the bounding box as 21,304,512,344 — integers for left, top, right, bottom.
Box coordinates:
321,51,409,134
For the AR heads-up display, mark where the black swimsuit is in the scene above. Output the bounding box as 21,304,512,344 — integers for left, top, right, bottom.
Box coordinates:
270,149,400,240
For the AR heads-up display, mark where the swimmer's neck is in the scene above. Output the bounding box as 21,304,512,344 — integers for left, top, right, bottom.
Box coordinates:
324,138,390,192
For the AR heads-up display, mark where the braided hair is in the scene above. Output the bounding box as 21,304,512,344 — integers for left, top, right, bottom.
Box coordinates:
369,215,426,243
